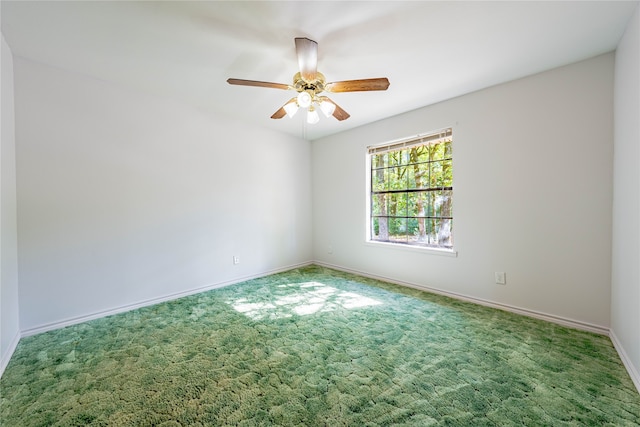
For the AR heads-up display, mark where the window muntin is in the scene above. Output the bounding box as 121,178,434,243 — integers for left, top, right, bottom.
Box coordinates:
369,129,453,249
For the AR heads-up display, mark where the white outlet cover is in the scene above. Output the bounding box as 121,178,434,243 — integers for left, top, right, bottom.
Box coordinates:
495,272,506,285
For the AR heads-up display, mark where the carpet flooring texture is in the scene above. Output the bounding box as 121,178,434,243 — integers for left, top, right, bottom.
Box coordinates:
1,265,639,426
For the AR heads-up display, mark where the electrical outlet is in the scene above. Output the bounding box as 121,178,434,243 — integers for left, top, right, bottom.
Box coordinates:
233,256,240,265
328,245,333,254
495,272,506,285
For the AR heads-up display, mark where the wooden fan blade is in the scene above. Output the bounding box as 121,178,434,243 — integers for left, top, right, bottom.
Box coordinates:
322,97,350,121
227,78,290,90
295,37,318,82
271,107,287,120
325,78,390,93
331,103,350,121
271,98,297,119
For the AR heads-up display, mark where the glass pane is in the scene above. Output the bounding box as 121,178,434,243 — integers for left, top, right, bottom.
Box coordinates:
429,141,443,161
371,194,387,216
387,168,396,191
388,192,408,217
406,217,419,241
428,142,438,161
413,145,430,163
435,190,453,217
407,163,426,190
430,160,443,187
432,218,453,247
430,219,440,246
433,191,443,217
426,218,437,244
424,192,435,218
388,218,407,242
371,153,381,169
407,192,418,217
399,149,410,165
413,162,429,189
371,217,381,240
372,217,391,241
388,151,402,167
444,139,452,158
387,168,411,191
371,168,387,191
410,217,428,244
372,152,388,169
446,219,454,247
441,159,453,187
407,165,416,189
407,192,427,217
371,217,378,239
390,165,408,190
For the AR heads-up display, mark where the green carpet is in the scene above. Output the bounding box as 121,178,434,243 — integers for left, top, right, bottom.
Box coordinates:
1,265,639,426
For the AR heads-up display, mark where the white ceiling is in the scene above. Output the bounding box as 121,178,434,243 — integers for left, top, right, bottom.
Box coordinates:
1,1,637,141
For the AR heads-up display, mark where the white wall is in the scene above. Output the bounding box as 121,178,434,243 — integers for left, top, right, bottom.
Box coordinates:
612,4,640,390
14,57,312,332
1,33,21,374
313,53,614,329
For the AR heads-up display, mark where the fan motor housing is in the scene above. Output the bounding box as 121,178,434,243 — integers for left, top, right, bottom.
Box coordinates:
293,72,325,94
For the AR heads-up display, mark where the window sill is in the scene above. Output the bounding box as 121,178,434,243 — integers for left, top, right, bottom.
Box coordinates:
364,240,458,257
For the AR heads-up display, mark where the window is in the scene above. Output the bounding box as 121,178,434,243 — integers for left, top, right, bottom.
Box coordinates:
368,128,453,249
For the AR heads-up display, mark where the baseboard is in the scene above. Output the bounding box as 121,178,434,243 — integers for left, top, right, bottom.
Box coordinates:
314,261,610,336
21,261,313,338
610,329,640,394
0,330,21,378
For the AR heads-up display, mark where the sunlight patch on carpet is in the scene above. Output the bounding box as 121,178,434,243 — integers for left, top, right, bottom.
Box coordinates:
228,281,382,320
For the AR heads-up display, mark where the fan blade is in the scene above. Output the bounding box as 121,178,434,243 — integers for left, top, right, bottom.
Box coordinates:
271,98,297,119
331,103,350,121
227,78,290,90
325,78,390,93
295,37,318,82
271,107,287,120
322,97,350,121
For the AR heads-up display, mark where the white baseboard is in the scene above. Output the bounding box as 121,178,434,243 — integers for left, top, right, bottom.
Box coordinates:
314,261,610,336
21,261,313,338
0,330,21,378
610,329,640,394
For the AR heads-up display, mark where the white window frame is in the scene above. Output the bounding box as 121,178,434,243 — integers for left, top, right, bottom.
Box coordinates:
365,128,456,256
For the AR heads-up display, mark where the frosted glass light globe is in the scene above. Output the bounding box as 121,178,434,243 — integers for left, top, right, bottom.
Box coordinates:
307,108,320,124
297,91,312,108
320,100,336,117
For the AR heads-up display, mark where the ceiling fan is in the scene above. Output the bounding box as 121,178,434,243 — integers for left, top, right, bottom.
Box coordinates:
227,37,390,124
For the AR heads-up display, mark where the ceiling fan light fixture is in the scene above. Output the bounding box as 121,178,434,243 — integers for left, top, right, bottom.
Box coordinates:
307,107,320,124
227,38,389,124
320,99,336,118
283,101,298,118
297,91,312,109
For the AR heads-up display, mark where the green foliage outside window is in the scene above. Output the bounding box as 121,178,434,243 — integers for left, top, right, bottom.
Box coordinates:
370,134,453,248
